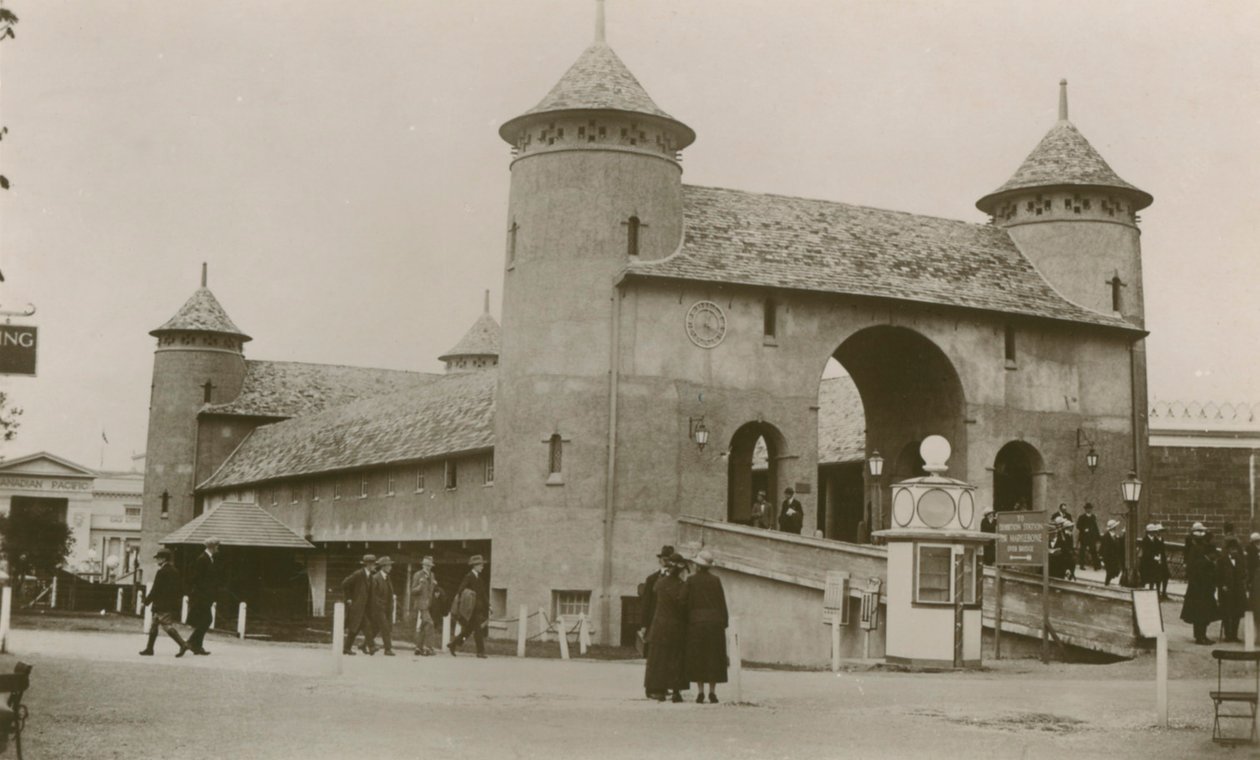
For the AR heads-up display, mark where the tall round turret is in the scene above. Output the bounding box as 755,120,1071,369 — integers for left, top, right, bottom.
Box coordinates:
139,266,249,570
977,81,1152,327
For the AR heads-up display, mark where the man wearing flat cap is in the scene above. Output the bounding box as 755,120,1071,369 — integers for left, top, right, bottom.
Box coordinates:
448,555,488,657
186,537,222,656
341,554,377,655
410,555,439,656
139,548,191,657
367,556,397,656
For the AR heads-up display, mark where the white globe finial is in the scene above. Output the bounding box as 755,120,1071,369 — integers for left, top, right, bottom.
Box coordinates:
920,435,951,475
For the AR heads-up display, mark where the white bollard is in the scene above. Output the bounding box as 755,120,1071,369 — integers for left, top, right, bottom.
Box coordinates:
557,618,570,660
116,588,124,613
578,614,591,655
210,602,217,629
51,577,58,609
831,615,842,673
181,595,189,623
728,617,744,705
237,602,247,639
1245,611,1256,651
1155,633,1168,728
135,590,143,615
0,586,11,655
332,602,345,675
441,614,452,649
517,604,528,658
392,595,398,625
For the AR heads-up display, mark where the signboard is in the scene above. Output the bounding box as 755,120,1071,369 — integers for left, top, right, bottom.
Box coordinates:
996,510,1047,566
0,324,37,376
1132,589,1164,638
822,570,849,625
859,578,882,631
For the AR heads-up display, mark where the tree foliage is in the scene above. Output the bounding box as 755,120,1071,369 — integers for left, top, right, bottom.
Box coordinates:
0,6,17,190
0,508,74,589
0,391,21,445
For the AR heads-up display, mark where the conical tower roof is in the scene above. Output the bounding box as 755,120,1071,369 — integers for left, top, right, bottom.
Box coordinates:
977,82,1151,213
150,287,251,342
438,312,500,363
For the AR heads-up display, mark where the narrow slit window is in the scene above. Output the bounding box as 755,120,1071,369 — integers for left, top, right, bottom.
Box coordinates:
627,216,640,257
1110,276,1123,312
763,298,777,338
548,434,563,475
507,220,518,267
445,460,457,490
1004,325,1016,366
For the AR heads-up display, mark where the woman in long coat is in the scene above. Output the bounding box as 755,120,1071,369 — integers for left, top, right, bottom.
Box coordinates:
644,554,689,702
684,550,728,704
1181,540,1220,645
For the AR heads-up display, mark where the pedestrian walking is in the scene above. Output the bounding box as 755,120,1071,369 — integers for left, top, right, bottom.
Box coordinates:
448,554,488,658
186,537,222,656
750,491,773,529
644,553,689,703
341,554,377,655
639,545,674,669
410,555,439,656
139,548,191,657
1247,533,1260,632
779,488,804,535
684,550,728,704
979,509,997,565
1100,519,1125,586
1076,503,1101,570
368,556,397,656
1140,524,1170,599
1216,538,1248,643
1054,502,1073,525
1181,536,1220,645
1048,516,1072,580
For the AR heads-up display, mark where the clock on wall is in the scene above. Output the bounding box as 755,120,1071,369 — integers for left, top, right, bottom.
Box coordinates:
686,301,727,348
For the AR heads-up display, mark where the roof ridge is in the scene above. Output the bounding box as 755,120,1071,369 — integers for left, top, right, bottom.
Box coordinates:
245,358,433,375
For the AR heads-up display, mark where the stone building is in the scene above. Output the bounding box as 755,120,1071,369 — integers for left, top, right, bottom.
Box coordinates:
140,11,1154,645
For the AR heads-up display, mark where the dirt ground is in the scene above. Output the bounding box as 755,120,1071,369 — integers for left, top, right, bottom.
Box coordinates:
3,603,1255,760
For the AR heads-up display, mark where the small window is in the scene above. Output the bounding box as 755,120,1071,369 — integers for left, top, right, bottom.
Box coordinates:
125,506,141,519
916,546,952,603
270,488,278,506
386,470,396,496
310,482,319,502
416,468,426,493
548,435,563,475
290,484,299,504
360,474,369,499
334,481,343,501
1003,324,1016,368
1110,276,1123,312
763,298,777,338
445,460,457,490
484,456,495,485
160,491,170,518
627,216,640,257
553,590,591,619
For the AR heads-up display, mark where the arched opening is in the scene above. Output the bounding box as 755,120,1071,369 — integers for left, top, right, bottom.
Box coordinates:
992,441,1045,512
727,421,785,526
817,325,967,541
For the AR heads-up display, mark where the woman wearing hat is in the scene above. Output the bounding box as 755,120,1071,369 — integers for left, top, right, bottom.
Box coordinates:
1139,524,1170,599
1181,527,1220,645
684,550,728,703
1100,519,1125,586
644,553,690,702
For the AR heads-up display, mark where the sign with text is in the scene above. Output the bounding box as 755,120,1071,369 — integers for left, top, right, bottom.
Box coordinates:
996,510,1047,566
0,324,37,376
1132,589,1164,638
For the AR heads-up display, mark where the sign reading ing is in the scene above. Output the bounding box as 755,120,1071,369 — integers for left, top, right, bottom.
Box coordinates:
996,510,1047,566
0,325,37,376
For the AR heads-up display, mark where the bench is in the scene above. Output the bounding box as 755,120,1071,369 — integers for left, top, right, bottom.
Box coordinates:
1210,650,1260,746
0,662,32,759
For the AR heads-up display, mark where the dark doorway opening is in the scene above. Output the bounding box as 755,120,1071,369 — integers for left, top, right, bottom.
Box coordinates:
993,441,1044,512
727,422,785,525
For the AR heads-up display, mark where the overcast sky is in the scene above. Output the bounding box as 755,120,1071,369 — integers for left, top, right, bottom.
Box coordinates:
0,0,1256,471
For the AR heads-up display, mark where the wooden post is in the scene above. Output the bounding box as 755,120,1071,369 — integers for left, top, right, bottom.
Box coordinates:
1041,552,1050,664
831,615,841,673
51,576,58,608
392,595,398,625
517,604,528,657
332,602,345,675
441,614,452,649
953,551,964,669
1155,632,1168,728
237,602,247,639
558,618,571,660
135,589,143,615
538,606,547,641
994,566,1003,660
1246,611,1256,651
181,595,189,623
116,588,124,612
0,586,11,654
579,614,591,655
728,617,743,704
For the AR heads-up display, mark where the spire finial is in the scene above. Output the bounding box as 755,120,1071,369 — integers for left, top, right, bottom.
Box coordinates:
483,289,490,314
595,0,606,43
201,262,208,288
1058,79,1069,122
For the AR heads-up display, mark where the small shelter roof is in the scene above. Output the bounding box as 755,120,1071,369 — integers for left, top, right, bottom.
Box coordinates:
160,501,313,549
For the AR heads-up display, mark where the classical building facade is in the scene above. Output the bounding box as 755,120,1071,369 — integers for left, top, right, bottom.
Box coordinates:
140,12,1153,645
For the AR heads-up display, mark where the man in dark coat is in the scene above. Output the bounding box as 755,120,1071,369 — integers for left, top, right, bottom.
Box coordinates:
341,554,376,655
1048,517,1072,580
779,488,804,535
1140,524,1171,599
139,549,191,657
186,537,221,656
1076,503,1100,570
1247,533,1260,627
367,556,397,656
644,554,689,702
640,545,674,668
1181,539,1220,645
1100,519,1125,586
1217,539,1248,643
979,509,997,565
448,554,488,657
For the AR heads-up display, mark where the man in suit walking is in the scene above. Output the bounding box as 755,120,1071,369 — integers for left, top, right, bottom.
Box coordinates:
341,554,376,655
368,556,397,656
186,537,221,656
410,555,439,656
448,555,488,658
139,548,191,657
779,488,804,535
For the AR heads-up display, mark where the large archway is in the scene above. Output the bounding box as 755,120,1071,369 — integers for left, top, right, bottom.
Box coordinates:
993,440,1046,512
727,421,786,526
817,325,967,540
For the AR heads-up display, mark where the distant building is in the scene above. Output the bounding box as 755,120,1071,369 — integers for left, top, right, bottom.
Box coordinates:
0,452,143,578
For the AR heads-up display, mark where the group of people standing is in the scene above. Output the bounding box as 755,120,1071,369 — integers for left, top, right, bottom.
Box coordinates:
748,488,805,534
138,539,222,658
979,503,1126,585
1179,523,1260,645
640,545,729,704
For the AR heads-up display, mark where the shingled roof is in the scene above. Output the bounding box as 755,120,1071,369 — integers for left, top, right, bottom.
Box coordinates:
160,501,313,549
818,376,865,465
198,370,496,490
203,361,438,419
624,185,1139,332
976,120,1152,212
439,313,501,362
150,288,251,341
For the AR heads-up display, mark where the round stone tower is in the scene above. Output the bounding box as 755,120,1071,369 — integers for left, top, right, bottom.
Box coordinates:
493,4,694,642
976,80,1153,327
139,265,250,571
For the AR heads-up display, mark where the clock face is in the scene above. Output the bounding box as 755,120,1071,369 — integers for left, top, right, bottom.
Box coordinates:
686,301,727,348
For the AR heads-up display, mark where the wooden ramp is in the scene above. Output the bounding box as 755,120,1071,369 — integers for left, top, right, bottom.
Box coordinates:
677,516,1141,665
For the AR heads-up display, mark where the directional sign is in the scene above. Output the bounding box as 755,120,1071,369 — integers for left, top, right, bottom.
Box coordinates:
0,325,37,376
996,510,1046,567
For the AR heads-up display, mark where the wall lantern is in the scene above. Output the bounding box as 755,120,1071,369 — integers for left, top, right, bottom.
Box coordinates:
1076,428,1099,473
867,451,884,478
689,416,709,451
1120,471,1143,504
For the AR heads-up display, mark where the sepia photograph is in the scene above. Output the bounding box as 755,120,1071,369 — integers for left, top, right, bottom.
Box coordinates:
0,1,1257,757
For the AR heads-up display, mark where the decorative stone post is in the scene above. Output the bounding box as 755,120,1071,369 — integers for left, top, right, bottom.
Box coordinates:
875,436,992,669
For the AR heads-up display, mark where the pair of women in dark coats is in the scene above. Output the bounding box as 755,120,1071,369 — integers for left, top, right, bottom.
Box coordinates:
643,550,729,703
1180,527,1219,644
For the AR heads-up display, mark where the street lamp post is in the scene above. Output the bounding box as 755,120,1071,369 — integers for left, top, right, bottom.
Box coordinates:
866,451,885,544
1120,470,1143,588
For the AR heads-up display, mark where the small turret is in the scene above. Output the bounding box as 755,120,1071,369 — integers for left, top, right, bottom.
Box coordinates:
439,290,500,373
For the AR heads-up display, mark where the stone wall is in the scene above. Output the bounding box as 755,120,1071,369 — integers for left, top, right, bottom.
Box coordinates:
1147,444,1258,538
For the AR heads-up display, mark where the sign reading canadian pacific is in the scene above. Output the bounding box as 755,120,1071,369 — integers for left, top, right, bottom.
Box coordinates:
996,510,1047,566
0,476,91,492
0,325,38,376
